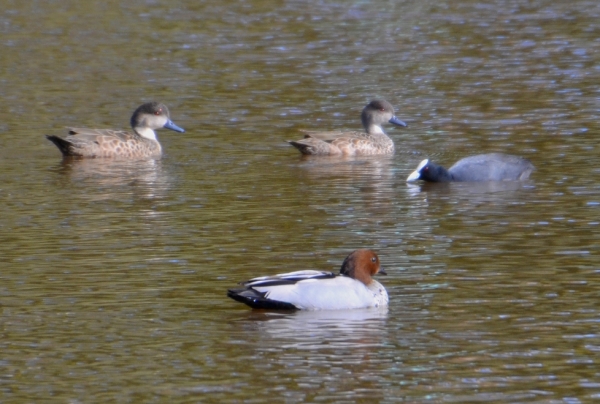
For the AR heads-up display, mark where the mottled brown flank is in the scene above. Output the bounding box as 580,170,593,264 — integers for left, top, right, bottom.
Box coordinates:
48,130,162,158
290,133,394,156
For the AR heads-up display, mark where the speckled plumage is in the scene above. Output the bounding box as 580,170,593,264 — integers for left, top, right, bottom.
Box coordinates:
46,102,185,159
289,100,406,156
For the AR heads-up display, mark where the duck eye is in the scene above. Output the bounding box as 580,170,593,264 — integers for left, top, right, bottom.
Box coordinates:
371,257,377,263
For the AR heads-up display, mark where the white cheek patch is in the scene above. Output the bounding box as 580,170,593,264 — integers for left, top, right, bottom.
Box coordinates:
136,127,158,141
370,125,385,135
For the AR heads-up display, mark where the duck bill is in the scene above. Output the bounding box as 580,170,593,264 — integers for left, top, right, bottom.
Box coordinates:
388,116,407,127
378,267,388,276
406,169,421,182
164,120,185,133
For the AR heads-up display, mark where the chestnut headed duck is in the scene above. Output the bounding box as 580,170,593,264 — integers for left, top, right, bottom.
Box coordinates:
228,249,389,310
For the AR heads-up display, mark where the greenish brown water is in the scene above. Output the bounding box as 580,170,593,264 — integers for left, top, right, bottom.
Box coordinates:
1,0,599,402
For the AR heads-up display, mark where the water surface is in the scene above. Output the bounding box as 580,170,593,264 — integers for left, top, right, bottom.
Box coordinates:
1,0,599,402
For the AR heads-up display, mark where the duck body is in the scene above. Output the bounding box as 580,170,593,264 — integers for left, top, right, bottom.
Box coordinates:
289,100,406,156
46,102,185,159
407,153,535,183
47,128,163,158
228,249,389,310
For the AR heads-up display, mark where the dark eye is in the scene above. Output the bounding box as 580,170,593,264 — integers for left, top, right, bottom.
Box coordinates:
371,257,377,263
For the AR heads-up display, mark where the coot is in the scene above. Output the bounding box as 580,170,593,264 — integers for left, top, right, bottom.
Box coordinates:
407,153,534,182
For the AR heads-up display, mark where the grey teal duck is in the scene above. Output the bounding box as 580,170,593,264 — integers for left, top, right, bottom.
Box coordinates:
289,100,406,156
46,102,185,158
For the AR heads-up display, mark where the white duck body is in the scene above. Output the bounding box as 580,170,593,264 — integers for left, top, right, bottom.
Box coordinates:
228,250,389,311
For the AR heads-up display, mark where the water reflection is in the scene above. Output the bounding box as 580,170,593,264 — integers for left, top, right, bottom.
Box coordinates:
406,180,536,196
295,155,395,180
234,308,389,350
48,158,173,202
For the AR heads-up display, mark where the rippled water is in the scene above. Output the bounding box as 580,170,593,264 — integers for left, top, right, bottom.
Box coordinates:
1,0,599,402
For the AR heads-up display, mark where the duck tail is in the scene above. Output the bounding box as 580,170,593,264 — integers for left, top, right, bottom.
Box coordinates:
227,288,298,310
288,138,340,155
45,135,74,156
288,140,317,155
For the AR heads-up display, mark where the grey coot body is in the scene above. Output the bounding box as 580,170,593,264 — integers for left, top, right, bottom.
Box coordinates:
407,153,535,183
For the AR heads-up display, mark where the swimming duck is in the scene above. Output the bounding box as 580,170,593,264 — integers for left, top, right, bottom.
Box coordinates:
227,249,389,310
289,100,406,156
46,102,185,158
407,153,535,182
